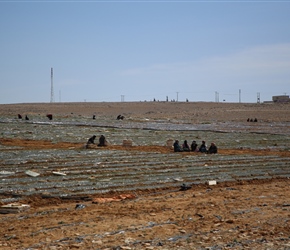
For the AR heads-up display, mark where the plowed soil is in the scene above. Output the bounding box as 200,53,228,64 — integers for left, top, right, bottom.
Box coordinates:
0,102,290,250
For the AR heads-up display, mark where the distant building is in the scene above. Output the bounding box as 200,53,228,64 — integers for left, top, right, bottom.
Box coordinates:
272,95,290,103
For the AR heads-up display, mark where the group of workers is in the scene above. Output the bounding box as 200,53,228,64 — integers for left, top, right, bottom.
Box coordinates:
86,135,107,148
86,135,217,154
173,139,218,154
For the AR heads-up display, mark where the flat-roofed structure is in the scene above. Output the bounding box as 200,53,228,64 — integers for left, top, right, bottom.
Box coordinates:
272,95,290,103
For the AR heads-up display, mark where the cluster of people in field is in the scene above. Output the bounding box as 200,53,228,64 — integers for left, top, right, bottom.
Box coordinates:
86,135,107,148
85,134,217,154
173,139,217,154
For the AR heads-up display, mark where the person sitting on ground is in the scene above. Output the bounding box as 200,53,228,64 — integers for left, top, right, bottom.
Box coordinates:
208,142,218,154
46,114,53,120
191,140,198,152
173,140,183,152
199,140,207,153
182,140,190,152
87,135,96,144
86,135,96,148
98,135,107,146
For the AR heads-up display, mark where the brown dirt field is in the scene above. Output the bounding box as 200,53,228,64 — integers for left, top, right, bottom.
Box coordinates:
0,102,290,249
1,101,290,122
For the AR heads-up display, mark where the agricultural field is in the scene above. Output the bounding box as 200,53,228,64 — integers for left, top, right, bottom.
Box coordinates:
0,102,290,249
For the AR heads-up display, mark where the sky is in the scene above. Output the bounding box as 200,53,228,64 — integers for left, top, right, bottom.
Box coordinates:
1,0,290,104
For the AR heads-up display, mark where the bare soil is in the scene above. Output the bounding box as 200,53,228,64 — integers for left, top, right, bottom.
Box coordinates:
0,102,290,250
1,101,290,122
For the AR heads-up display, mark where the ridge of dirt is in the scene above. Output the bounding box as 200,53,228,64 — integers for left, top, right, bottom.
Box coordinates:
1,138,290,157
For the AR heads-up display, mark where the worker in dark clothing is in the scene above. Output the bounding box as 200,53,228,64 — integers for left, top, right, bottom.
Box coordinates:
191,140,198,152
87,135,96,144
199,141,207,153
86,135,96,149
173,140,183,152
208,142,218,154
98,135,106,146
182,140,190,152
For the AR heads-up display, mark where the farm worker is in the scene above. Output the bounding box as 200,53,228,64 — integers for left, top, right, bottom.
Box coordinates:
191,140,198,151
173,140,183,152
182,140,190,152
98,135,107,146
208,142,218,154
199,141,207,153
85,135,96,148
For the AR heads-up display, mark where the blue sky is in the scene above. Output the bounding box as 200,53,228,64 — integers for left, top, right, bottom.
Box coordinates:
1,0,290,104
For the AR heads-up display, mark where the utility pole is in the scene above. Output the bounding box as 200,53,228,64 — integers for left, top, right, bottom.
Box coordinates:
239,89,241,103
121,95,125,102
50,67,54,103
176,92,179,102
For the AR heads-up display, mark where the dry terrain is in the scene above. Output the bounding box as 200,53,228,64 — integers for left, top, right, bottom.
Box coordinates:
0,102,290,250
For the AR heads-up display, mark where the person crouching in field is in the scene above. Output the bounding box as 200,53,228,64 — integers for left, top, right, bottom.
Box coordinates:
199,141,207,153
191,140,198,152
98,135,107,147
208,142,218,154
173,140,183,152
182,140,190,152
86,135,96,148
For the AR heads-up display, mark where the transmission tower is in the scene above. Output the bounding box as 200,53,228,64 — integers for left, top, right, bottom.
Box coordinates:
257,92,260,103
50,67,54,103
